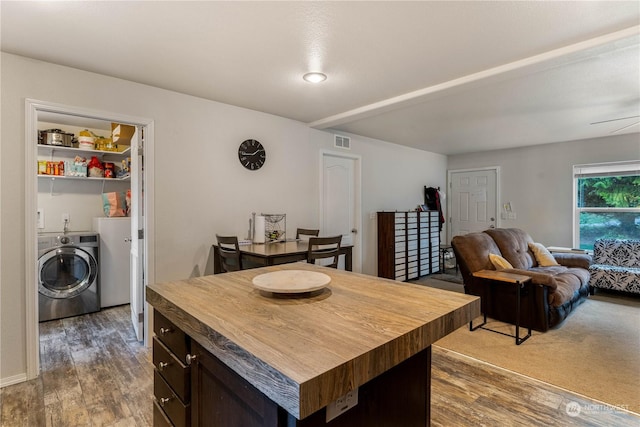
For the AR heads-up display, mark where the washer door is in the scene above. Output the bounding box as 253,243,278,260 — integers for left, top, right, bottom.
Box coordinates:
39,247,97,299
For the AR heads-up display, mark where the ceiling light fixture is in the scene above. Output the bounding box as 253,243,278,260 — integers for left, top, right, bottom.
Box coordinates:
303,72,327,83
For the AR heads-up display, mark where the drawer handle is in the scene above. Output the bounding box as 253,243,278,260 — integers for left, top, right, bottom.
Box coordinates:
185,354,197,366
159,327,172,335
159,397,172,407
158,361,169,371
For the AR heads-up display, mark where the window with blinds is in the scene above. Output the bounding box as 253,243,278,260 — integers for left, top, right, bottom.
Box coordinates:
573,161,640,250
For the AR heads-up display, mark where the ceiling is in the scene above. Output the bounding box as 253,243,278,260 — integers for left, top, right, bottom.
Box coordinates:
2,1,639,155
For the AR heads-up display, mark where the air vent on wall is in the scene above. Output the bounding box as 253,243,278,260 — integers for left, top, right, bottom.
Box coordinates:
334,134,351,149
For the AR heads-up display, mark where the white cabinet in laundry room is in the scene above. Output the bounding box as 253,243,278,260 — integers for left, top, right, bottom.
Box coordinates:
93,217,131,308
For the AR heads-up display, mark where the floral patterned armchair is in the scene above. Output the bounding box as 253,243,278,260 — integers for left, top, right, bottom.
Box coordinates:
589,239,640,294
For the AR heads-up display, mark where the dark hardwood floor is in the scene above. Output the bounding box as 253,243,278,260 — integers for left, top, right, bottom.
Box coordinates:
1,305,153,426
0,304,637,426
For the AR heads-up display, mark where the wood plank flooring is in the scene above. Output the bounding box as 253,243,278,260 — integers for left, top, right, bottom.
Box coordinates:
1,305,153,427
1,304,638,426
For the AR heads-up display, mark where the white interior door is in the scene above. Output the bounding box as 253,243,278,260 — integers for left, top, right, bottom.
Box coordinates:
321,152,360,270
129,126,144,341
448,168,498,240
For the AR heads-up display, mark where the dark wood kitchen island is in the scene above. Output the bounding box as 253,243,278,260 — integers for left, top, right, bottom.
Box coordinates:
146,263,479,427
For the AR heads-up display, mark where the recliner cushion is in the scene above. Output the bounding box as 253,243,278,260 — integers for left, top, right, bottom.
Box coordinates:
527,266,588,306
485,228,536,269
452,232,502,273
548,271,585,307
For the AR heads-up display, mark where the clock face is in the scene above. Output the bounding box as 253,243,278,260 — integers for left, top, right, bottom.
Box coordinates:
238,139,266,170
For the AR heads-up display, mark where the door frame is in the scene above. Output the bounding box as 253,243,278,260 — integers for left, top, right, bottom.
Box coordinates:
319,150,362,273
24,99,155,379
446,166,501,243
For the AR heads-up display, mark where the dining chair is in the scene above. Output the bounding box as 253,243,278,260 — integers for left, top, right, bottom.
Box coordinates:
307,235,342,268
296,228,320,240
216,234,242,272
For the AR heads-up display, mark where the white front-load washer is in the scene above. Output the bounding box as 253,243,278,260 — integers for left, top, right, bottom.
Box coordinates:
38,232,100,322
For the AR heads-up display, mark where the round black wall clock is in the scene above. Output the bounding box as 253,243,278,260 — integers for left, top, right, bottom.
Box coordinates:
238,139,266,170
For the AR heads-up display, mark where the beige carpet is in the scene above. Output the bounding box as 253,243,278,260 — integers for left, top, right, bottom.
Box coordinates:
422,279,640,415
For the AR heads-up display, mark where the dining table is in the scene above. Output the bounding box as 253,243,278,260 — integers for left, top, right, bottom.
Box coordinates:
212,240,353,274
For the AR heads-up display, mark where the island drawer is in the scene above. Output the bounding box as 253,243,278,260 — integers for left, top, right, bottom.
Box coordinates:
154,370,190,427
152,399,173,427
154,310,190,361
153,337,190,403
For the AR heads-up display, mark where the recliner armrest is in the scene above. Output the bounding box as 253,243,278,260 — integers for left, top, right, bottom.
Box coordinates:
502,268,558,290
553,253,591,269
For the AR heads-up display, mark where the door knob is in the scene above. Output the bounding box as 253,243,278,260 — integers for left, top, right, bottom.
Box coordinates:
490,217,495,221
351,228,357,234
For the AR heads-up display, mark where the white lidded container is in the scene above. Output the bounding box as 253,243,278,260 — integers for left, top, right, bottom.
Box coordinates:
78,135,95,150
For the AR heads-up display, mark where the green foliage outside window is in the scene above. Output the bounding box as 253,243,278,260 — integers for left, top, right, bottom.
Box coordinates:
577,176,640,208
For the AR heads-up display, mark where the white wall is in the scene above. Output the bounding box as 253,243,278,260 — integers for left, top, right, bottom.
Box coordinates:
309,131,447,274
0,52,446,384
447,134,640,246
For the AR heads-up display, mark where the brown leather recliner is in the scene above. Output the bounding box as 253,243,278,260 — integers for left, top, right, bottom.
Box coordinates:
452,228,591,331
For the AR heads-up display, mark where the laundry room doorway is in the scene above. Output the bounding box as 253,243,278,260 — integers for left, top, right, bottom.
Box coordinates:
25,99,155,379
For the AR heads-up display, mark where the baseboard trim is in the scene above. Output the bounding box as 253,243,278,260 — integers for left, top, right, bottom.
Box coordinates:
0,373,27,388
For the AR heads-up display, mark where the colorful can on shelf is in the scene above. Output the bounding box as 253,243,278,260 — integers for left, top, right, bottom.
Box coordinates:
42,161,65,176
104,162,115,178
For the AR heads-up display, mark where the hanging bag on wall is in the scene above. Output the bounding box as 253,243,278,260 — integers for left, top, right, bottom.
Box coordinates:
102,192,127,217
424,186,445,231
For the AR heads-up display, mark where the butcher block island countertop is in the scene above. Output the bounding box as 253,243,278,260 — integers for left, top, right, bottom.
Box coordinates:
146,262,479,425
